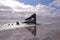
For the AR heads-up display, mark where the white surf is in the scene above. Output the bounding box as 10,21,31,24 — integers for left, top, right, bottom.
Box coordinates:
0,22,35,31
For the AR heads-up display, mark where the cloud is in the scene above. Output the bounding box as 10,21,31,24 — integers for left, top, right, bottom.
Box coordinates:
0,0,60,24
49,0,60,7
0,0,36,12
0,0,36,20
36,4,55,14
36,0,60,24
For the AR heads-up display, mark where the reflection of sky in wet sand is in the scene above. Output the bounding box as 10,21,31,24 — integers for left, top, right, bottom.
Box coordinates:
0,22,60,40
24,37,39,40
0,20,60,40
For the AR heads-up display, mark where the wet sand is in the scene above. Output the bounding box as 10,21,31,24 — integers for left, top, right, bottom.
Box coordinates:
0,23,60,40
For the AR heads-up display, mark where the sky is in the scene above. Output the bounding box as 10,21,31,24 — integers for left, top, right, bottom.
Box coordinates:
17,0,54,6
0,0,60,24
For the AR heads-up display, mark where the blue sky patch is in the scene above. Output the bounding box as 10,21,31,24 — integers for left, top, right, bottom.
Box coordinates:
17,0,54,6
